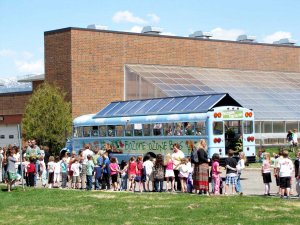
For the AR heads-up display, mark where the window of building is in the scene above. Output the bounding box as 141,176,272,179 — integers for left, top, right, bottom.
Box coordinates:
286,121,298,133
273,121,285,133
9,135,14,139
0,135,5,139
263,121,272,133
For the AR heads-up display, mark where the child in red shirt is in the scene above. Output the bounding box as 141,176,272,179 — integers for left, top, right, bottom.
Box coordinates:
27,157,36,187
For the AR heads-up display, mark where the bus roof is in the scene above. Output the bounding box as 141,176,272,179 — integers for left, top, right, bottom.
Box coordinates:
93,93,242,119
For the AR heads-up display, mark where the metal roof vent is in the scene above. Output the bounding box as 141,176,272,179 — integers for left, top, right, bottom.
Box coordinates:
141,26,163,35
273,38,295,46
189,31,212,39
87,24,108,30
237,34,256,42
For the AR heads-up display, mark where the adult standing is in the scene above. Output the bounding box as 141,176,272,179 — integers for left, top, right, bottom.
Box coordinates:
81,144,94,189
7,148,17,192
172,143,184,191
0,148,3,183
26,139,41,185
193,139,210,195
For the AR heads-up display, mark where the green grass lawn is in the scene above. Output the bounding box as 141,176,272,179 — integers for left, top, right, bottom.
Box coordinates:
1,187,300,225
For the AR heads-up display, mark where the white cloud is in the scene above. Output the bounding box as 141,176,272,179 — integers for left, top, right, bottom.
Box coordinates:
262,31,292,43
112,11,146,24
210,27,245,41
0,49,16,57
15,59,44,74
147,13,160,23
129,25,143,33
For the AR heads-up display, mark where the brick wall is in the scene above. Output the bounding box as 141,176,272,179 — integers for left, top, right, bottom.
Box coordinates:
45,28,300,118
0,92,32,117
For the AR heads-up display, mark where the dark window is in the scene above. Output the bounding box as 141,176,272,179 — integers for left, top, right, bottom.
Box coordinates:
0,135,5,139
9,135,14,139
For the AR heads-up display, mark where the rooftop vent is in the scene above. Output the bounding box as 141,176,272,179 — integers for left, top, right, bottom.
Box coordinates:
87,24,108,30
141,26,163,35
189,31,212,39
237,34,256,42
273,38,295,46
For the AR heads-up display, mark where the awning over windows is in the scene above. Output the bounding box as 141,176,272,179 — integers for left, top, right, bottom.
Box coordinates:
125,64,300,120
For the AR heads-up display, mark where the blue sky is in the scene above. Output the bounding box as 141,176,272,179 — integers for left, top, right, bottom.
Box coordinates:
0,0,299,79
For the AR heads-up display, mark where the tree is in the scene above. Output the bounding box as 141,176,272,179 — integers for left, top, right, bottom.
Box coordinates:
22,83,72,155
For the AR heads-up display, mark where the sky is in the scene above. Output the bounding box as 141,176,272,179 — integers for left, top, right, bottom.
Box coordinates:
0,0,299,79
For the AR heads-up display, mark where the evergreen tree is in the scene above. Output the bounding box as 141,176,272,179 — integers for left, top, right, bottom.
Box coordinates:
22,83,72,154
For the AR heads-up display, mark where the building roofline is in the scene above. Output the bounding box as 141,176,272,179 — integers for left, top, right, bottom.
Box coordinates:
44,27,300,49
0,91,32,96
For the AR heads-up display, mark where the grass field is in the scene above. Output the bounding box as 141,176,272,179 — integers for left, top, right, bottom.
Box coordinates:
1,187,300,225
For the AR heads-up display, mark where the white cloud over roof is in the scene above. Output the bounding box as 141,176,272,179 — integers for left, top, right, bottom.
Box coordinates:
112,11,146,24
263,31,292,43
210,27,245,41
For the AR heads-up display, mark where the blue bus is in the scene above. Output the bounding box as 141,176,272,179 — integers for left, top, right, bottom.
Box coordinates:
68,93,255,163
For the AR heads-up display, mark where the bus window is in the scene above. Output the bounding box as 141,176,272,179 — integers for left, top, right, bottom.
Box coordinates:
91,126,99,137
134,124,143,136
108,125,116,137
125,124,133,136
213,122,223,135
143,124,151,136
174,122,183,136
243,121,253,134
77,127,83,137
163,123,173,136
195,121,206,135
115,125,124,137
83,126,91,137
73,127,78,137
185,122,195,135
153,123,162,136
99,126,106,137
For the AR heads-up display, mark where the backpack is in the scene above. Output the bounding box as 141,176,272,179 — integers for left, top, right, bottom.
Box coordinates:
191,147,199,164
154,165,164,180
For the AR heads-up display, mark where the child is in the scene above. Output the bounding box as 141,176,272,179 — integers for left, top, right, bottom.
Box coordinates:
22,157,29,186
109,157,120,191
274,150,283,195
186,157,193,193
53,156,61,188
143,155,154,192
236,152,246,195
47,156,55,188
27,157,36,187
60,158,68,189
277,150,294,199
94,153,103,190
153,154,165,192
101,152,111,190
134,156,144,192
128,156,137,192
39,156,47,187
262,152,272,196
164,153,175,192
211,153,221,195
224,150,237,195
70,158,81,189
86,155,95,191
177,158,189,193
120,160,128,191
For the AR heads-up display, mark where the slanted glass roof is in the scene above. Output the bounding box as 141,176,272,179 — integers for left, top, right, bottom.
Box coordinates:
94,93,241,118
126,64,300,120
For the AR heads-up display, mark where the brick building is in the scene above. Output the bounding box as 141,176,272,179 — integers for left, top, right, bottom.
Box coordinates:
1,26,300,146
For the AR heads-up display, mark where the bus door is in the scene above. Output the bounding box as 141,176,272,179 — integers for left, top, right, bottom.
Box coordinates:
224,120,242,154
